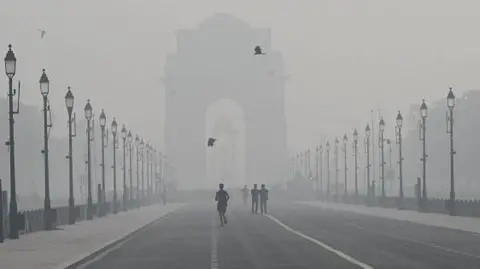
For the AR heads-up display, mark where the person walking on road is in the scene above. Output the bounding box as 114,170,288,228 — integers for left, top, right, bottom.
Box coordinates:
260,184,269,214
215,183,230,226
251,184,259,214
241,185,249,205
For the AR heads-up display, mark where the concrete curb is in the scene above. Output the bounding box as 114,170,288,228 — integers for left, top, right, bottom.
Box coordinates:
54,204,184,269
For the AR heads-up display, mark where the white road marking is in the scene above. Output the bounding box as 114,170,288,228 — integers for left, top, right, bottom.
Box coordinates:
211,219,219,269
346,222,480,260
77,236,133,269
267,214,375,269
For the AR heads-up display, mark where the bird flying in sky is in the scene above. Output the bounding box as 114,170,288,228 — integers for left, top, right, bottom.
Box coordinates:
254,45,265,55
38,29,46,39
207,137,217,147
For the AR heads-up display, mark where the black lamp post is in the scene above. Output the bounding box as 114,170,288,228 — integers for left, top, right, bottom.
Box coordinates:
5,45,19,239
315,146,319,198
121,124,127,210
140,139,145,199
353,129,358,198
127,131,133,206
99,110,107,215
135,135,140,206
65,87,75,224
420,99,428,210
379,117,386,199
319,145,323,195
111,118,118,214
326,141,330,198
343,134,348,198
396,111,404,209
334,137,339,201
365,124,371,200
146,143,150,199
39,69,52,230
446,88,456,215
84,100,93,220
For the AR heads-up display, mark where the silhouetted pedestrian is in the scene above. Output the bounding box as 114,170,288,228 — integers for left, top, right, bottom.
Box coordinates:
215,183,230,226
260,184,269,214
251,184,259,214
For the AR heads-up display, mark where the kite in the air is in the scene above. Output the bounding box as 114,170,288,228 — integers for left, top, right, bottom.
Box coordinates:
254,46,265,55
207,137,217,147
38,29,46,39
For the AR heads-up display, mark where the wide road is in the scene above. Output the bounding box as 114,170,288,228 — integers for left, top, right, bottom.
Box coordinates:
82,202,480,269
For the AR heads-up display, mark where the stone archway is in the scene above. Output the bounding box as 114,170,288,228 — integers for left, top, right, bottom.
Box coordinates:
164,13,288,189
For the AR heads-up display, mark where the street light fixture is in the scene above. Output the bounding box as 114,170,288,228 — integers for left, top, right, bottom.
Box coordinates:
135,135,140,206
396,111,404,209
334,138,339,201
121,124,127,210
39,69,52,230
326,141,330,198
319,145,323,194
84,100,93,220
446,88,456,215
127,131,133,205
420,99,428,211
365,124,371,201
379,117,386,200
353,129,359,198
99,110,107,216
65,87,76,224
140,139,145,200
5,45,19,239
111,118,118,214
343,133,348,198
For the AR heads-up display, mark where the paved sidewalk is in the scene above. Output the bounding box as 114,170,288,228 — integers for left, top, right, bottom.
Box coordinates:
0,203,185,269
299,201,480,234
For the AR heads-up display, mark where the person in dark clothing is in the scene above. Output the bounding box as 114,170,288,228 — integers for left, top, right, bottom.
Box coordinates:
260,184,269,214
251,184,259,214
215,183,230,226
241,185,249,205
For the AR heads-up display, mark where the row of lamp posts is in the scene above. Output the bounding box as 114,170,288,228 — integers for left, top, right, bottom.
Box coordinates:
4,45,169,239
293,88,457,215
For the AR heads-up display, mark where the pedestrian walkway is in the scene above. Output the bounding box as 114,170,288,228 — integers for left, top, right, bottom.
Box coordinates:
299,201,480,234
0,203,184,269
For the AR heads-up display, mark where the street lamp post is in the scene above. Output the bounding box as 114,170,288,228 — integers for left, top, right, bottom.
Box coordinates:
140,139,145,199
420,99,428,211
111,118,118,214
365,124,371,202
353,129,359,198
319,146,323,195
65,87,75,224
446,88,456,216
343,134,348,198
135,135,140,207
99,110,107,215
334,138,339,201
84,100,93,220
146,143,150,199
5,45,19,239
379,117,386,200
121,125,127,211
396,111,404,209
326,142,330,198
128,131,133,207
39,69,52,230
315,146,319,198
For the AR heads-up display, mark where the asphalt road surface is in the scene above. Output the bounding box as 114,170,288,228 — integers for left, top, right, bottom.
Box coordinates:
82,202,480,269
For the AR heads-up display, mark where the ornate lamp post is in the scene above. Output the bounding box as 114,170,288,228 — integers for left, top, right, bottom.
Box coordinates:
111,118,118,213
319,145,323,194
140,139,145,199
121,124,127,210
135,135,140,206
353,129,359,198
326,141,331,198
84,100,93,220
65,87,75,224
99,110,107,215
127,131,133,206
379,117,386,200
334,138,339,201
446,88,456,215
365,124,371,201
39,69,52,230
396,111,404,209
343,133,348,198
420,99,428,210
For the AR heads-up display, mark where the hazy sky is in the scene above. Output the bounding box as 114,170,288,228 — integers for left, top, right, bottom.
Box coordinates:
1,0,480,152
